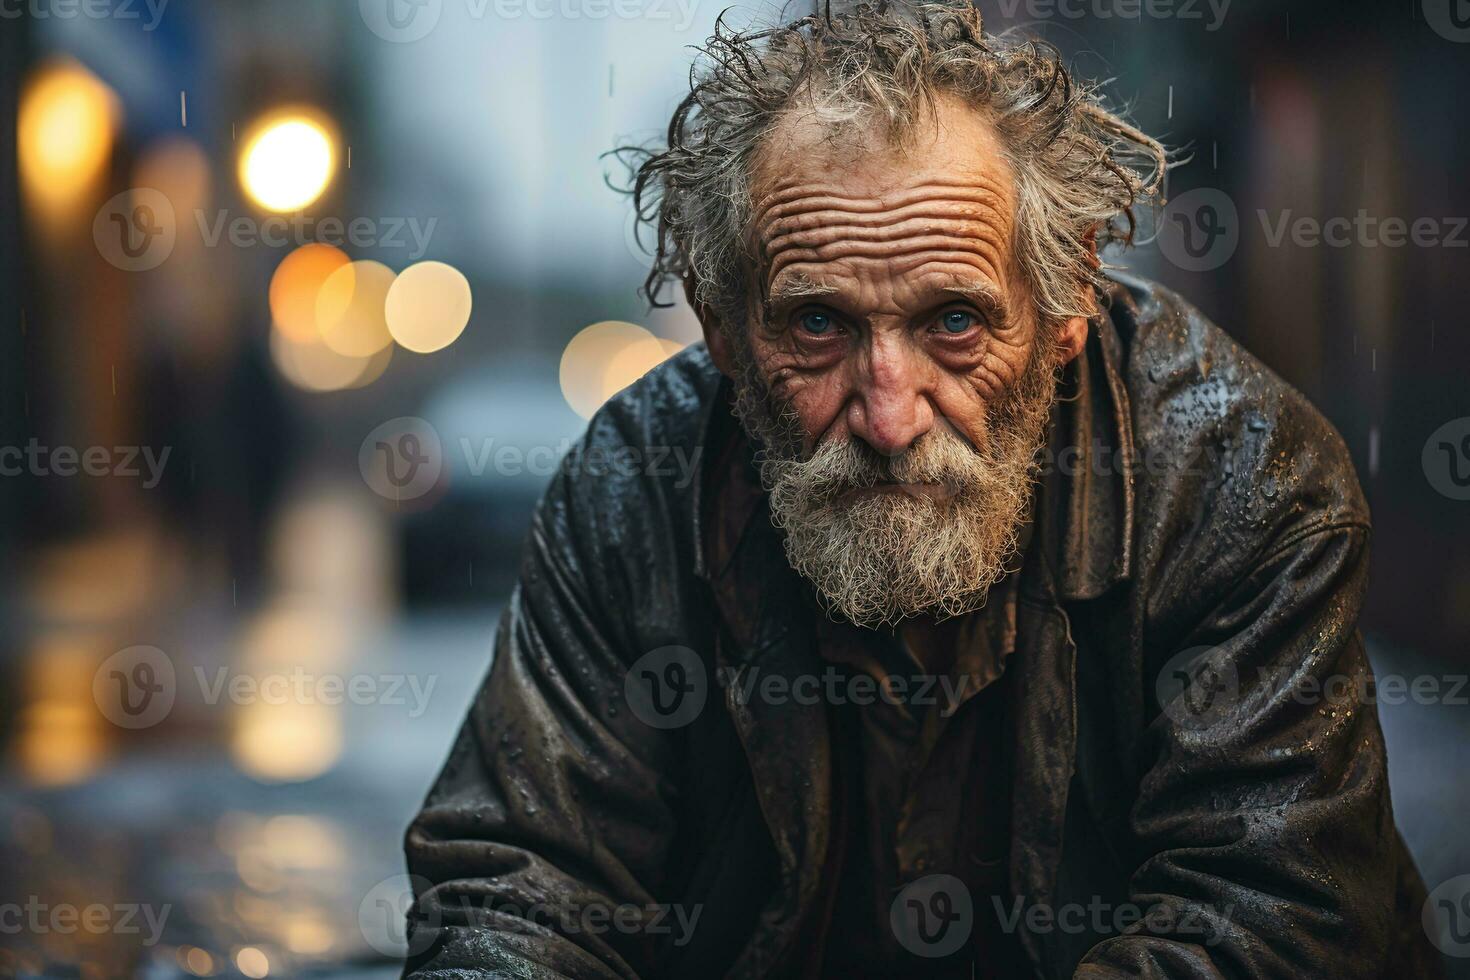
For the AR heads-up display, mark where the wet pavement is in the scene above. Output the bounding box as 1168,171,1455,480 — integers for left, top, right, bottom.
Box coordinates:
1,613,495,979
2,618,1464,978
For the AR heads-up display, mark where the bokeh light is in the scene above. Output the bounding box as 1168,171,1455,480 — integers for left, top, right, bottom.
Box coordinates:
17,59,119,216
232,698,343,783
559,321,683,419
346,342,394,388
16,640,106,786
315,260,395,357
283,917,335,956
230,605,349,783
181,947,215,977
384,260,473,353
238,112,336,213
235,947,270,979
269,243,350,344
603,337,684,403
270,327,390,393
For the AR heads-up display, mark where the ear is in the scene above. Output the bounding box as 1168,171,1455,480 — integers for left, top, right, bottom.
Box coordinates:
1054,227,1100,366
1055,313,1089,366
684,274,735,377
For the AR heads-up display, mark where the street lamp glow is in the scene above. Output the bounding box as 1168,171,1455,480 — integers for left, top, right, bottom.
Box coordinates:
17,59,119,216
385,260,473,353
559,321,678,419
239,112,335,212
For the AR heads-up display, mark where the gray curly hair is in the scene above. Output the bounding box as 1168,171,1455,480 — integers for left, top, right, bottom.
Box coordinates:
620,0,1168,333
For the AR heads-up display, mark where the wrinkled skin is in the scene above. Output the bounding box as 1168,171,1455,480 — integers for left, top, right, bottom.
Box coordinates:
699,96,1094,638
703,95,1088,459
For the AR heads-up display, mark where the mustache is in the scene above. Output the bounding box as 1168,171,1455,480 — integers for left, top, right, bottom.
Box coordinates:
729,332,1062,627
787,425,994,506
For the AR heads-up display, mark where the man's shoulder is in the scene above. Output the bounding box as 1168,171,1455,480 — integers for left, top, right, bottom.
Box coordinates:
553,338,722,506
1105,273,1369,583
533,343,720,613
571,341,723,515
593,341,725,457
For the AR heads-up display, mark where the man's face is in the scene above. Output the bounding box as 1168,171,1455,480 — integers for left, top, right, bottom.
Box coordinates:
745,94,1044,461
711,95,1087,626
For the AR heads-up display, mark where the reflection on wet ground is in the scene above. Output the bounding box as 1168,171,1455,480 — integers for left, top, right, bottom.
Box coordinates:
1,614,494,979
3,619,1464,978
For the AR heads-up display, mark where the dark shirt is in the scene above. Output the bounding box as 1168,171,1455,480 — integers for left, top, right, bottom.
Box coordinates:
705,412,1033,978
805,565,1031,979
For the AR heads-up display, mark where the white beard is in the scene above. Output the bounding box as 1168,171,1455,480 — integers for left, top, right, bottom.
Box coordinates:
738,345,1058,627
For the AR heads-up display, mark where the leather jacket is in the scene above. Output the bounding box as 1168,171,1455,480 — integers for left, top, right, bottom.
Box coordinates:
403,273,1442,979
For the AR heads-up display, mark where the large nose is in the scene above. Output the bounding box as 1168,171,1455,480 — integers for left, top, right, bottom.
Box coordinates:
846,333,934,457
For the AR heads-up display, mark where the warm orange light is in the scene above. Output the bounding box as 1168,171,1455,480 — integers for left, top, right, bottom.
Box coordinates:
231,689,343,784
603,337,683,402
230,604,348,783
16,639,107,786
269,244,350,343
560,321,681,419
269,328,387,393
17,59,119,216
385,260,473,353
181,946,215,977
283,917,334,955
316,260,395,357
239,111,336,213
235,947,270,979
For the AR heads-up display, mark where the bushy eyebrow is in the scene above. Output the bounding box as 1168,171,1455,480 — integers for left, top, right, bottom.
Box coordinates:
935,277,1009,323
766,272,1009,325
766,273,840,308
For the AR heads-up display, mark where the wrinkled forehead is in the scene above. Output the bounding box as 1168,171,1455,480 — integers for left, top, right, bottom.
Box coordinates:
745,94,1019,295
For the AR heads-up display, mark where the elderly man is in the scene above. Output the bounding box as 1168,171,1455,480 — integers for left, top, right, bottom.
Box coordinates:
403,3,1440,977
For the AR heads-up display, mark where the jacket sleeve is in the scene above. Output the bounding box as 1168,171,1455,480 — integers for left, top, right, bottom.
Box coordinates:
1076,522,1419,978
402,458,682,979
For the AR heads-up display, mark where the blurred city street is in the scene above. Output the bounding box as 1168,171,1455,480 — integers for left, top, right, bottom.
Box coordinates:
1,0,1467,976
4,609,496,977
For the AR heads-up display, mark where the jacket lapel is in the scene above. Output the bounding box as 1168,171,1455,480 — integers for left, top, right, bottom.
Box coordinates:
720,625,831,979
1007,313,1137,968
1008,546,1079,971
699,420,832,979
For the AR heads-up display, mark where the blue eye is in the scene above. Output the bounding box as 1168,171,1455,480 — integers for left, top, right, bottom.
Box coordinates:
940,311,975,333
799,311,834,335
